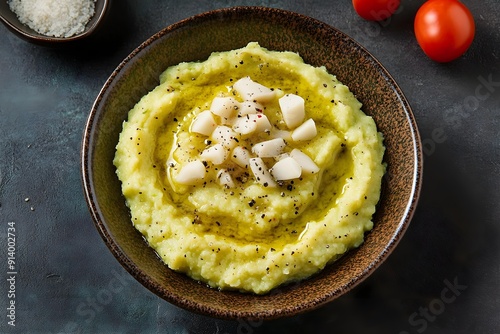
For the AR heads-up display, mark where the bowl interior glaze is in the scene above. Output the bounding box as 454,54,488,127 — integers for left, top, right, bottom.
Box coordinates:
82,6,422,320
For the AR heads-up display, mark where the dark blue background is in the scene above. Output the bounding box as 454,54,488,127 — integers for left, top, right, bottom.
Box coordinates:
0,1,498,333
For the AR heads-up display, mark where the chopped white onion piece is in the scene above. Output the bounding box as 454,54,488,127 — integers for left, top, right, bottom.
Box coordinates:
174,160,206,185
234,113,272,135
279,94,305,129
210,96,240,120
269,128,292,141
211,125,239,149
232,115,258,135
252,114,272,133
290,149,320,174
238,101,264,116
249,158,277,187
270,157,302,181
252,138,286,158
217,169,235,188
231,146,251,168
200,143,228,165
190,110,217,136
291,118,317,141
233,77,275,103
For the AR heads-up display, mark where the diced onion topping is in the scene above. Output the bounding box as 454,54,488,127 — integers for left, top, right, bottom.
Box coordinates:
211,125,239,149
291,118,317,141
270,157,302,181
238,100,264,116
233,76,276,103
175,160,206,185
290,149,320,174
252,138,286,158
279,93,305,129
217,169,235,188
249,158,277,187
200,143,228,165
210,96,240,120
231,146,251,168
190,110,217,136
172,77,320,188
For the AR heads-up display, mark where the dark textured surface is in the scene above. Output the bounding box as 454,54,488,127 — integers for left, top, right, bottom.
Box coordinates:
0,0,498,333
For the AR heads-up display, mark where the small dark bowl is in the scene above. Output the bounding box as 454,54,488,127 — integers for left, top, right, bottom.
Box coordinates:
0,0,110,45
82,7,422,320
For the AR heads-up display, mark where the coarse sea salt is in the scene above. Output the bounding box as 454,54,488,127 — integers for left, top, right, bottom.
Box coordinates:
9,0,96,38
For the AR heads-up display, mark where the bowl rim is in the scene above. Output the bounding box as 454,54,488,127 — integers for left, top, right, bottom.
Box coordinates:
81,6,423,320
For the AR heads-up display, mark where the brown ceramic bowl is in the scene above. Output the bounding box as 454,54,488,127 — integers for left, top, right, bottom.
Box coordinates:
0,0,110,45
81,7,422,320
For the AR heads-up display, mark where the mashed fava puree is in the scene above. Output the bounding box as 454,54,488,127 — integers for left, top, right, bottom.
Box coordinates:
114,42,385,294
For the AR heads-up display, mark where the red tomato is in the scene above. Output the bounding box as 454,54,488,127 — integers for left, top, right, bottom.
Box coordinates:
352,0,401,21
414,0,475,62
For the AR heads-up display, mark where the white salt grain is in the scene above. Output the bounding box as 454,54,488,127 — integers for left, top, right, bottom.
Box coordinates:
9,0,96,38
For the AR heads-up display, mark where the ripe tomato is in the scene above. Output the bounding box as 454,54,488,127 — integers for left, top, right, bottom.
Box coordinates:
352,0,401,21
414,0,475,62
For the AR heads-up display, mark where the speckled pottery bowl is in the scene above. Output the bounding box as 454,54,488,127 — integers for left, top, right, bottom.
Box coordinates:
81,7,422,320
